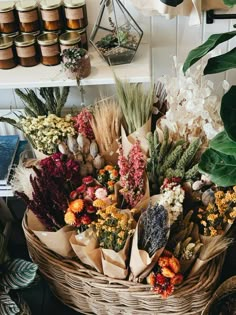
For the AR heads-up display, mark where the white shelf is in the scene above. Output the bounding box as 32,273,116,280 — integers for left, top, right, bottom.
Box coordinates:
0,44,151,89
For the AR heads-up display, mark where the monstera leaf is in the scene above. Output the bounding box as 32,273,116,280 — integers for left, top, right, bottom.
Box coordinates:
0,292,20,315
199,148,236,187
220,86,236,142
210,131,236,156
183,30,236,74
1,259,38,290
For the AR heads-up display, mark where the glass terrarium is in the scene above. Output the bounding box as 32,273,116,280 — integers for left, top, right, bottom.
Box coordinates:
90,0,143,66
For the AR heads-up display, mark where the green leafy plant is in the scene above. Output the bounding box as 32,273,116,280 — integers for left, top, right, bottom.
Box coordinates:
183,28,236,187
61,47,87,72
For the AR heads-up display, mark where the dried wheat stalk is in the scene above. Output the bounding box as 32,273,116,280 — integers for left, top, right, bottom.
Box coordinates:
91,97,122,153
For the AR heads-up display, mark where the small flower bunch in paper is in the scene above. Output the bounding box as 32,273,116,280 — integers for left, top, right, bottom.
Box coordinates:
197,186,236,236
147,250,183,299
73,108,95,141
97,165,119,193
118,140,146,208
159,178,185,225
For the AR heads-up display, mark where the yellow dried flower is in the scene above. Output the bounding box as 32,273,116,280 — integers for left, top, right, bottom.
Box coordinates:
93,199,107,208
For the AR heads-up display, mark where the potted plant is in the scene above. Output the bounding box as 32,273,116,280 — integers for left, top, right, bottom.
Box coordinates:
61,47,91,80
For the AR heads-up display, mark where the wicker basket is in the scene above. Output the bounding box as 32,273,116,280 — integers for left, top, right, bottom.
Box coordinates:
22,213,225,315
202,276,236,315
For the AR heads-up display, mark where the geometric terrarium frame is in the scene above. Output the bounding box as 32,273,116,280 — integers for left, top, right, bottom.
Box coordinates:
90,0,143,66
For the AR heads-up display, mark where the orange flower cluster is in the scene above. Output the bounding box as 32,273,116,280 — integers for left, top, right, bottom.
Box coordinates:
97,165,119,193
147,250,183,298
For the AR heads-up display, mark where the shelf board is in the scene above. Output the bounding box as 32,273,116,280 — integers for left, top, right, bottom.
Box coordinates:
0,44,151,89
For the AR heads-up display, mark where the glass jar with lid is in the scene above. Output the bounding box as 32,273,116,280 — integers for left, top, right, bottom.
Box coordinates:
40,0,63,32
15,34,39,67
16,0,40,33
64,0,88,30
37,33,60,66
59,31,81,52
0,1,18,34
0,36,17,69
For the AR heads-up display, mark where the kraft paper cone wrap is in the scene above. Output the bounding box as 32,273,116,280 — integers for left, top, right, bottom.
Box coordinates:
101,236,131,279
129,225,164,282
27,210,74,257
70,228,103,273
101,140,119,165
121,118,151,157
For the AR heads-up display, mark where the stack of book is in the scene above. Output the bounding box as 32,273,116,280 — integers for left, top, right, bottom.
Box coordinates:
0,135,27,197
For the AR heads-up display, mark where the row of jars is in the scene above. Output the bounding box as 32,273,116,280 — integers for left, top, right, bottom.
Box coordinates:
0,0,88,35
0,30,88,69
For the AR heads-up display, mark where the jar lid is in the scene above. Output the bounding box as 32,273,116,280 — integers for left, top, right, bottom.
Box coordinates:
37,33,58,45
15,0,38,11
15,34,36,47
59,31,81,45
1,31,20,38
0,1,15,12
40,0,62,10
64,0,85,8
0,36,13,49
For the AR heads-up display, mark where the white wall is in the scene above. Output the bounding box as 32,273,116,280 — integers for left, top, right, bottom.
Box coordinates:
0,1,236,112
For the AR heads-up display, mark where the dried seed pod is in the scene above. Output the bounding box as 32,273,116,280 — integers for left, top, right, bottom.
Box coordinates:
80,164,88,177
192,180,204,191
83,138,91,155
67,135,78,154
202,188,215,206
58,142,69,155
86,154,94,162
90,140,98,158
93,154,105,170
77,133,85,150
75,152,84,163
85,161,94,174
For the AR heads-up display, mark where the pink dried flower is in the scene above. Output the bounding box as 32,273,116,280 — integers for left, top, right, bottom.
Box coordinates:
87,186,96,199
118,141,146,207
95,188,107,200
76,184,87,194
73,108,95,140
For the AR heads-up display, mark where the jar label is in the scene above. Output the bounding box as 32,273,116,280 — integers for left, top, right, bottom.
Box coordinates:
16,46,36,58
0,48,13,60
40,43,59,57
41,9,59,22
0,11,15,23
65,7,83,20
18,10,38,23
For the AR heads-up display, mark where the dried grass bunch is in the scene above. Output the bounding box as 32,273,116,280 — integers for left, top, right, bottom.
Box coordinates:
115,76,154,134
90,97,122,153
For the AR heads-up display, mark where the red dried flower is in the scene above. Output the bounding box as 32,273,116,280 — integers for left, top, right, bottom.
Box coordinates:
72,109,94,140
76,184,87,194
70,190,78,200
162,284,174,299
82,176,94,185
155,273,166,285
81,214,92,225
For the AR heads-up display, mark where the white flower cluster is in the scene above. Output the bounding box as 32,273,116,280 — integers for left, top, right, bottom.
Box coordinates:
159,184,185,226
180,243,196,260
159,63,223,144
21,114,76,154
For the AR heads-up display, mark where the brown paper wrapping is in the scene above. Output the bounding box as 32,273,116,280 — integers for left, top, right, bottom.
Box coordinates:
27,210,74,257
101,236,131,279
180,258,196,274
101,140,119,165
129,225,164,282
70,228,103,273
33,148,48,160
121,118,151,157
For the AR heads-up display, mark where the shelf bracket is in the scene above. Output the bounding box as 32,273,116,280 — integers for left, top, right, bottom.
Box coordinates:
206,9,236,24
76,78,86,106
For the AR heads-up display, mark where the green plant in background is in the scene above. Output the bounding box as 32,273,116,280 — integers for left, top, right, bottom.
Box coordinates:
0,225,38,315
183,28,236,187
223,0,236,5
146,127,200,193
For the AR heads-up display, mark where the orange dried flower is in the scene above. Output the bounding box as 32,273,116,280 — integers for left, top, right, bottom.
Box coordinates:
105,165,113,171
64,211,76,225
169,256,180,274
146,272,156,286
108,180,115,187
158,256,169,267
170,273,183,285
69,199,84,213
161,267,175,278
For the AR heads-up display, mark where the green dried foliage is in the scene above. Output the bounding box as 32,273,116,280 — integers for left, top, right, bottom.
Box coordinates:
115,76,154,134
146,127,201,192
15,87,70,118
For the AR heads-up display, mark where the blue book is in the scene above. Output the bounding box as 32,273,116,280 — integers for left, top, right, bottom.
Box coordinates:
0,135,19,185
